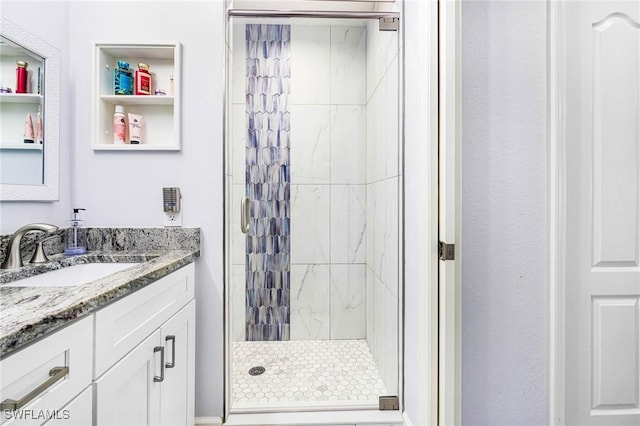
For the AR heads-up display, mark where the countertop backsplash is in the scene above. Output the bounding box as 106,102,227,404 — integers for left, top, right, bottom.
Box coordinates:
0,227,201,266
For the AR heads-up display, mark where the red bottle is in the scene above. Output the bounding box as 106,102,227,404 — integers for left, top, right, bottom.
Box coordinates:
135,63,151,95
16,61,28,93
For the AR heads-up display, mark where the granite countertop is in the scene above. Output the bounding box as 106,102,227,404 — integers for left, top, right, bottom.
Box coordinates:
0,228,200,358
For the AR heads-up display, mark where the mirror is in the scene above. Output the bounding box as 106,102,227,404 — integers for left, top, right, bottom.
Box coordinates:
0,17,59,201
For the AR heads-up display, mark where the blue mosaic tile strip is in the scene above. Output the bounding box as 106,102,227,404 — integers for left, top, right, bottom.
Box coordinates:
245,24,291,341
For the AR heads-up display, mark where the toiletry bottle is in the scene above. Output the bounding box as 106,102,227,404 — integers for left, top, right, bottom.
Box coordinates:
23,113,34,143
135,63,151,95
35,108,43,144
64,208,87,255
16,60,28,93
113,105,127,144
114,60,133,95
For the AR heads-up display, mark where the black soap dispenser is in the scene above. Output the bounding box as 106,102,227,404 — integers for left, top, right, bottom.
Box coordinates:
64,208,87,255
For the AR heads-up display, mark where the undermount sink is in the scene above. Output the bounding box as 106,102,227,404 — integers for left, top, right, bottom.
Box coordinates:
6,262,140,287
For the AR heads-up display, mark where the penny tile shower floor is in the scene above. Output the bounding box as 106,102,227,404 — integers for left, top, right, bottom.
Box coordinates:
232,339,387,408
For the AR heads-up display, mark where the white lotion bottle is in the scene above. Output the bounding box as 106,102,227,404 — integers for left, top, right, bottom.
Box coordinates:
113,105,126,144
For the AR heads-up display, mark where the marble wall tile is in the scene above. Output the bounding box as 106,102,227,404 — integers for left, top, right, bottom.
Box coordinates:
290,264,330,340
290,105,331,184
231,184,245,265
330,26,366,105
384,178,399,298
290,185,330,264
371,26,399,94
366,20,377,103
366,266,374,345
232,265,246,341
372,89,386,182
331,105,366,185
331,185,366,264
330,264,366,339
384,58,400,179
232,23,246,104
232,104,246,184
366,184,375,269
373,273,386,380
291,25,330,105
383,285,398,394
373,180,386,280
366,99,375,183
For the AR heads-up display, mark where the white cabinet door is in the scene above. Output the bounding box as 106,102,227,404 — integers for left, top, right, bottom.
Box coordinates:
159,300,195,426
564,1,640,425
95,330,162,426
43,386,92,426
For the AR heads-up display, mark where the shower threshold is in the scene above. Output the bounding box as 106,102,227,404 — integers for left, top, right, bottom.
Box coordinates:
224,409,403,425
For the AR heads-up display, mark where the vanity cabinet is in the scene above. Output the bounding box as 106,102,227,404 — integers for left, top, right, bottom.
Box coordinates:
94,301,195,426
92,42,181,151
93,263,195,425
0,262,195,425
0,316,93,426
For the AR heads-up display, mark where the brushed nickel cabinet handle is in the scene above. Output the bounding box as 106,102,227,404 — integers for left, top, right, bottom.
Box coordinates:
153,346,165,382
165,335,176,369
0,366,69,411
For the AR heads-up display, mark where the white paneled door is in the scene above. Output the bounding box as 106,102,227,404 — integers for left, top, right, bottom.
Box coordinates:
563,1,640,425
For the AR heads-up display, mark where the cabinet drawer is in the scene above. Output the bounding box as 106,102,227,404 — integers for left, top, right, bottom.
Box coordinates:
0,317,93,426
94,263,194,378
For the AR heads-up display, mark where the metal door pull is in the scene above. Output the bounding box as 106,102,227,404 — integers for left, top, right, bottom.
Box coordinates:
0,366,69,411
241,197,250,234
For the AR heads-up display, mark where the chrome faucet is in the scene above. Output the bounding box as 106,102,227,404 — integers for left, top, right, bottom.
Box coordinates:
1,223,59,269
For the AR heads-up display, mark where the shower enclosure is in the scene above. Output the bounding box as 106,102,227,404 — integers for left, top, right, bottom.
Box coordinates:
224,6,402,417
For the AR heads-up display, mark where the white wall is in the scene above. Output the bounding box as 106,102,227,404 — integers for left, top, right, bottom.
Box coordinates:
68,1,224,417
0,1,71,234
461,1,548,425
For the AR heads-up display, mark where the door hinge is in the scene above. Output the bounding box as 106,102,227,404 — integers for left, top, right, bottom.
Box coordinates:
379,395,399,410
379,17,399,31
439,241,455,261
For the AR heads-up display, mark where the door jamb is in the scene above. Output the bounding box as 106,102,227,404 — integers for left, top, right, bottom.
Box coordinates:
438,0,462,425
548,0,566,425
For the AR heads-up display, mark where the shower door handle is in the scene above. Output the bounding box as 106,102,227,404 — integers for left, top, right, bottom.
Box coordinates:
241,197,250,234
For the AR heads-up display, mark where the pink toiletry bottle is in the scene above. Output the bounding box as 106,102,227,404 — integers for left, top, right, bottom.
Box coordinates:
113,105,127,144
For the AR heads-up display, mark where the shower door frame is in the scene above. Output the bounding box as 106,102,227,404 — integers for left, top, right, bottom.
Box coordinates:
223,6,406,420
